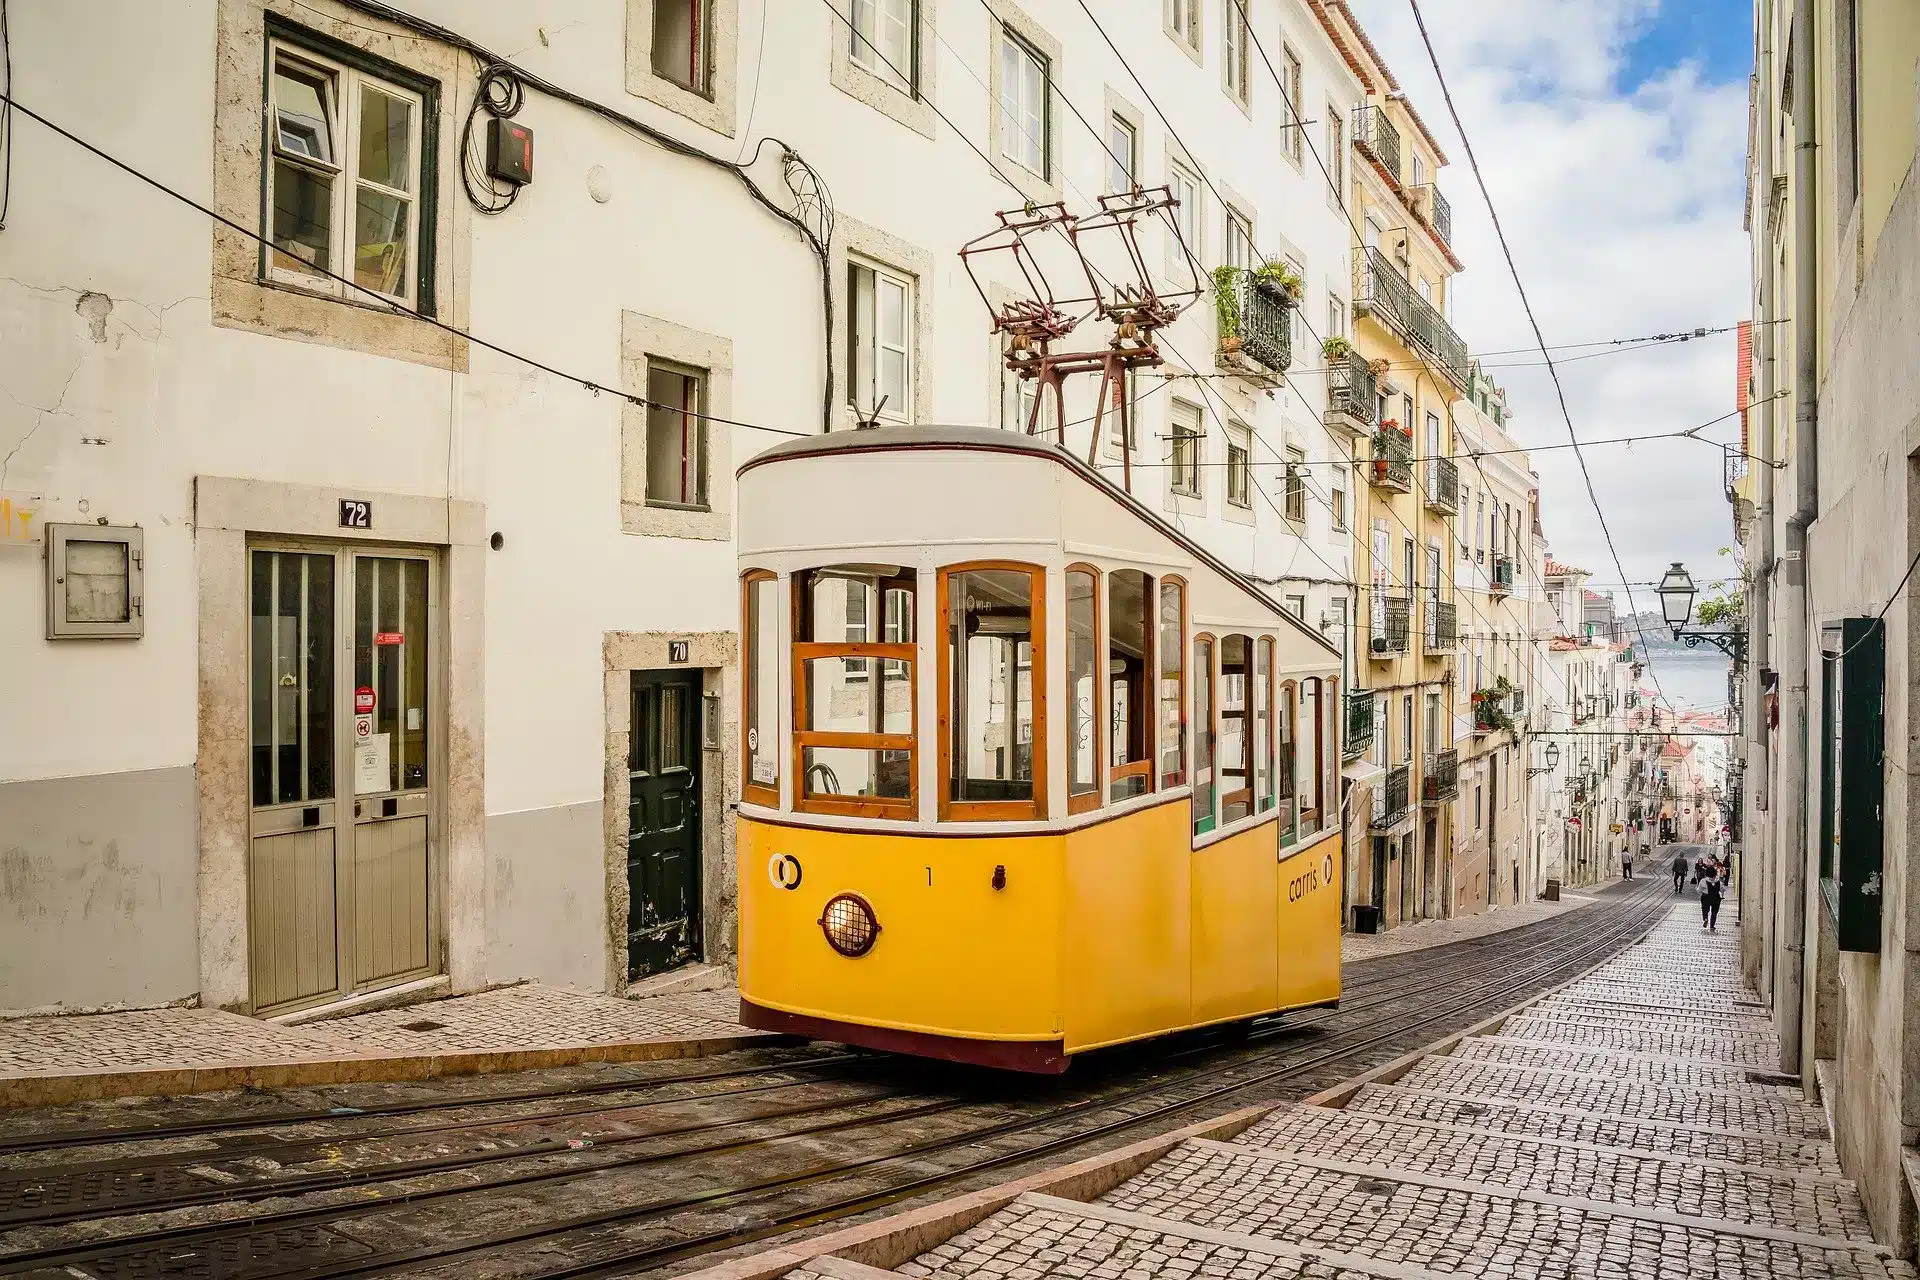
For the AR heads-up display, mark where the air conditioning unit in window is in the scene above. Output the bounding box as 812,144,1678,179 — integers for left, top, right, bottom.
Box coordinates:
1372,635,1390,653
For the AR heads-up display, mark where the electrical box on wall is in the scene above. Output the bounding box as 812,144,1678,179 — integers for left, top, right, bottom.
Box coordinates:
46,523,144,639
486,117,534,186
703,693,721,752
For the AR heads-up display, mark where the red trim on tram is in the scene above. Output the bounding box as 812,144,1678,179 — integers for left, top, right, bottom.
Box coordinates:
738,999,1071,1074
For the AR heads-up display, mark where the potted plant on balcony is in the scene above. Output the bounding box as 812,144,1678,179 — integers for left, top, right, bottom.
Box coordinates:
1321,335,1352,361
1368,356,1391,378
1251,261,1304,303
1212,265,1245,354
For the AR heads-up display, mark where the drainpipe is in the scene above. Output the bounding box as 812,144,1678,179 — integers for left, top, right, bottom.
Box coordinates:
1749,0,1779,1010
1775,0,1818,1078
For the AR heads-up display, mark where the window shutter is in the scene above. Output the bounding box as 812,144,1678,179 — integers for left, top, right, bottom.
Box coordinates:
1823,617,1884,953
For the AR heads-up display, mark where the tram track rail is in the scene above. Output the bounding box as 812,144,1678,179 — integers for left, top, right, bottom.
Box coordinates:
0,881,1672,1279
0,882,1636,1233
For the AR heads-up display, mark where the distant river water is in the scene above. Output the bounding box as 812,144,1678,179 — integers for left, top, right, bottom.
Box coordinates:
1643,649,1735,715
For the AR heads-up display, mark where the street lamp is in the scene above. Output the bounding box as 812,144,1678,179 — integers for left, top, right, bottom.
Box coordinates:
1529,740,1559,778
1657,559,1748,664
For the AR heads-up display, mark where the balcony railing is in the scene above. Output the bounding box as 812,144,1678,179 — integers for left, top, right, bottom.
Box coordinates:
1431,187,1453,245
1344,688,1374,759
1489,555,1515,596
1473,688,1513,731
1372,762,1411,830
1370,423,1413,492
1370,592,1411,656
1354,102,1401,183
1424,456,1459,514
1509,687,1526,718
1424,598,1457,652
1214,267,1294,379
1326,348,1377,428
1422,748,1459,804
1354,247,1470,391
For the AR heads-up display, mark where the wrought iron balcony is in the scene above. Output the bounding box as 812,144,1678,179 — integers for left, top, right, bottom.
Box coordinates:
1344,688,1374,759
1370,423,1413,492
1422,748,1459,804
1424,598,1457,652
1325,348,1377,433
1214,268,1294,380
1431,187,1453,245
1354,247,1470,392
1508,687,1526,717
1424,456,1459,514
1370,592,1411,657
1354,102,1401,183
1489,554,1515,596
1372,762,1411,830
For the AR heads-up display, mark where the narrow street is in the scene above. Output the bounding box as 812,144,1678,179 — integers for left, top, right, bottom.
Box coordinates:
0,883,1671,1279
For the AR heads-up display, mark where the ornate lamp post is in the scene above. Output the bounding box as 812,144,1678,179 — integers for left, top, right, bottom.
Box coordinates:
1528,740,1560,778
1657,561,1748,664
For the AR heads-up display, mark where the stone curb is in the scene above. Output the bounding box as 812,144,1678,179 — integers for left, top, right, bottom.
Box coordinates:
0,1031,790,1110
673,1105,1274,1280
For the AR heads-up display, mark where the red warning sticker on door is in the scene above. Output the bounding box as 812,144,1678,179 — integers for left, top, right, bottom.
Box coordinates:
375,631,404,646
354,685,376,715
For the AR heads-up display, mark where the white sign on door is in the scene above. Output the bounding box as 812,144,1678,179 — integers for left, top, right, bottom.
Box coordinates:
355,733,390,794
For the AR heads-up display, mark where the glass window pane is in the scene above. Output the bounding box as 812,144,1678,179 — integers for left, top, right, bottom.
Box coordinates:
879,277,907,346
879,348,907,414
357,86,412,191
251,550,335,808
949,568,1036,803
1109,569,1151,803
1279,683,1296,844
63,541,130,623
1067,570,1098,800
353,186,410,297
805,657,911,735
646,364,706,508
1192,637,1214,833
1220,636,1249,823
1159,581,1185,787
746,577,780,791
273,62,334,164
1299,677,1321,835
804,747,911,800
271,159,333,277
653,0,709,93
1255,639,1273,811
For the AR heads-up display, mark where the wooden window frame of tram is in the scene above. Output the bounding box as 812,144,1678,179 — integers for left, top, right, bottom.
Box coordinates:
1191,630,1216,836
740,569,780,810
1158,575,1189,793
789,568,919,821
1218,634,1255,826
1297,673,1328,838
936,559,1049,823
1065,562,1104,818
1278,664,1298,848
1107,568,1157,805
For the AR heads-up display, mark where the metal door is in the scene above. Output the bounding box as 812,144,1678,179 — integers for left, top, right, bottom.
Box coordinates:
248,546,436,1015
348,555,433,989
627,670,703,979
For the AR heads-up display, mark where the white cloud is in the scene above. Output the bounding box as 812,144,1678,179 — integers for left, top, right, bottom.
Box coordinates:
1348,0,1749,616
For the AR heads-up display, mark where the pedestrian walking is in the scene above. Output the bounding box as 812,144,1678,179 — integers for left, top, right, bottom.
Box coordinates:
1620,851,1633,880
1672,851,1689,892
1701,867,1724,932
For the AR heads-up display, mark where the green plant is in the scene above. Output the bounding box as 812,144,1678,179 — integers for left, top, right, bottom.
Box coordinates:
1698,590,1744,627
1252,260,1303,297
1322,335,1353,360
1212,265,1244,339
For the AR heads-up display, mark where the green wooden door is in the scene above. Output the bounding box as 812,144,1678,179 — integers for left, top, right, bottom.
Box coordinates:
628,670,703,979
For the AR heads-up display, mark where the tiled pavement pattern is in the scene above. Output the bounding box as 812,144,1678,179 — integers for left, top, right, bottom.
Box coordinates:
809,906,1912,1280
0,978,759,1080
1340,890,1603,964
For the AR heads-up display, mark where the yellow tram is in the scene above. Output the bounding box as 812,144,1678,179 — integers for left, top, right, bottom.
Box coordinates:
735,426,1345,1072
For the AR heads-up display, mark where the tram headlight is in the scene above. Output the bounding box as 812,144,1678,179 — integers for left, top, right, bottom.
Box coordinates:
819,893,880,958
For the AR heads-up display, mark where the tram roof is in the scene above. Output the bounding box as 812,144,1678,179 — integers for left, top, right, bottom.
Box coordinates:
740,424,1341,662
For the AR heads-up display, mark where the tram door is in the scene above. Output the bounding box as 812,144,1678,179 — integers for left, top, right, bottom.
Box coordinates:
628,670,703,979
248,548,436,1015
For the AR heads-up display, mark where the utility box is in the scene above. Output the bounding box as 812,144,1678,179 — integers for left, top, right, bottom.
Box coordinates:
1544,878,1561,902
486,117,533,186
45,523,143,639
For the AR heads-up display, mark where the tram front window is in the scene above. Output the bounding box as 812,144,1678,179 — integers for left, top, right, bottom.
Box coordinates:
794,565,916,814
1109,569,1152,803
945,566,1042,815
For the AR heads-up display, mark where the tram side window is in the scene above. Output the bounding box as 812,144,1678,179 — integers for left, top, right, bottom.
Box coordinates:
742,572,779,803
1193,636,1215,835
1255,637,1274,813
1109,569,1153,802
1219,635,1251,824
794,565,916,814
1298,676,1323,837
1324,677,1339,823
944,564,1045,819
1279,681,1297,846
1067,567,1101,813
1159,579,1187,789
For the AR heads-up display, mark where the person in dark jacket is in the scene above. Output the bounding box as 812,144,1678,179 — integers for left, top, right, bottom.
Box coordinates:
1700,868,1724,932
1672,852,1689,892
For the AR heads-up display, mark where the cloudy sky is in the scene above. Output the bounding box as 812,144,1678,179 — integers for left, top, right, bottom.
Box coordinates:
1348,0,1753,620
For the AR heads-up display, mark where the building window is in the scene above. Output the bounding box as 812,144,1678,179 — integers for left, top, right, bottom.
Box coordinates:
999,31,1050,178
1330,478,1347,531
1326,106,1345,195
848,260,913,424
1284,446,1307,521
1002,364,1043,433
652,0,715,97
1171,400,1203,497
1328,296,1346,340
851,0,917,92
1170,164,1202,261
1281,46,1304,160
1166,0,1200,54
1223,0,1250,106
1108,112,1137,193
1108,367,1141,452
1227,426,1252,509
1159,578,1188,789
646,360,709,509
1285,595,1306,619
1287,255,1308,347
266,40,428,307
1411,150,1427,189
1225,209,1255,271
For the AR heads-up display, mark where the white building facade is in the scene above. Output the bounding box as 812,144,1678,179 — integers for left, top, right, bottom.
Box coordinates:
1,0,1370,1016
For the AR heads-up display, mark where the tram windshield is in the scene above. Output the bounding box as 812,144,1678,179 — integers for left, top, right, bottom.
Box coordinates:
947,567,1037,804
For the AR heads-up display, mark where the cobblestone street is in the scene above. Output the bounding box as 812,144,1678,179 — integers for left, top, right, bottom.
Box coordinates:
780,905,1907,1280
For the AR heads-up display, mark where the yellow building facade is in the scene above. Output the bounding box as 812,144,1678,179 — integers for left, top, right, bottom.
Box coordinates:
1323,5,1469,932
